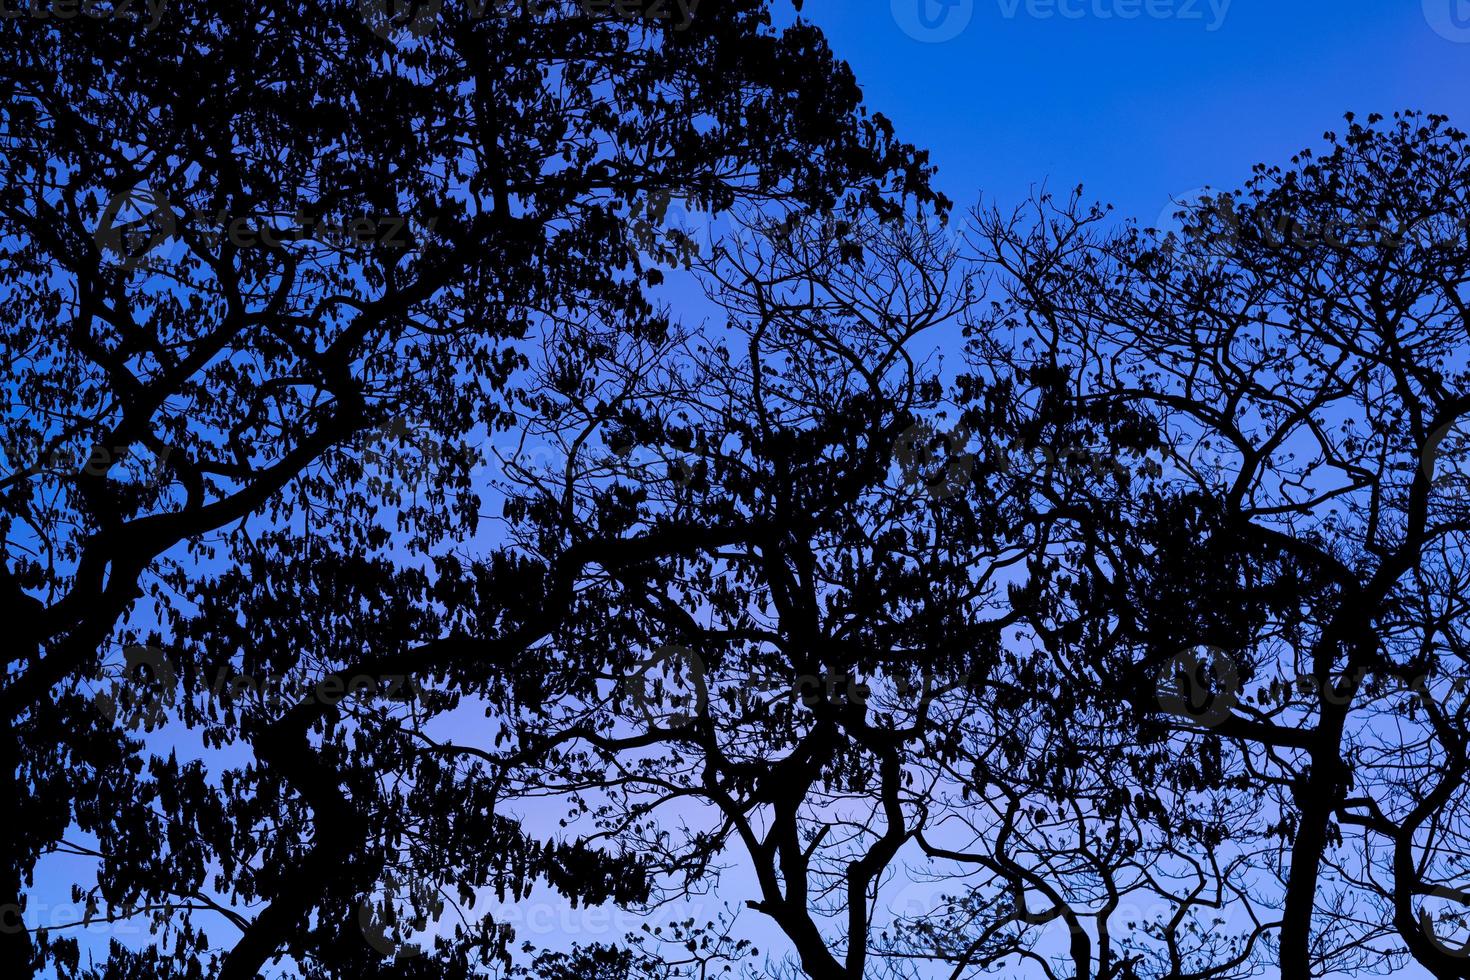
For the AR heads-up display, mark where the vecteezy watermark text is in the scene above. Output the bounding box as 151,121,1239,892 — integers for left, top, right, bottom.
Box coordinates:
92,645,425,732
360,0,701,39
616,646,971,725
0,0,166,30
1,438,173,484
1156,190,1470,261
93,187,436,270
893,422,1138,501
997,0,1230,31
1155,650,1470,731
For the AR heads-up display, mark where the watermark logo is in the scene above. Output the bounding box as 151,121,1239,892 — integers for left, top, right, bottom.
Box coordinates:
625,190,729,265
359,0,443,37
358,863,444,960
1420,885,1470,958
1425,0,1470,42
357,416,445,470
74,442,172,482
1153,187,1226,255
1421,417,1470,491
94,187,177,271
93,645,175,732
618,644,707,727
1154,646,1240,729
894,421,974,500
598,439,699,490
1396,208,1470,256
1251,667,1470,713
892,0,974,42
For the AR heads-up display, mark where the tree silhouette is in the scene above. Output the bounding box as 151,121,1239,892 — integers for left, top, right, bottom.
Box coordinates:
6,5,1470,977
458,113,1470,978
961,111,1470,979
0,2,937,976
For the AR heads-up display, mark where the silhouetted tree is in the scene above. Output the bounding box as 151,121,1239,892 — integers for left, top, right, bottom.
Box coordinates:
470,208,1035,978
488,205,1264,980
961,111,1470,979
10,7,1468,977
475,112,1470,980
0,2,939,975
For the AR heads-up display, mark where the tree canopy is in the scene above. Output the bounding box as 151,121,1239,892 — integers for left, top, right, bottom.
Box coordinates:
0,2,938,976
3,4,1470,978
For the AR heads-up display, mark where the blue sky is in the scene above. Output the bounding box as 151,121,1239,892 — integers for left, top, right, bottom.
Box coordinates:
804,0,1470,227
29,4,1470,975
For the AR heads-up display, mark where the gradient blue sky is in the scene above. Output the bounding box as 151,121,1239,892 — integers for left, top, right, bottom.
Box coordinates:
804,0,1470,227
33,4,1470,975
